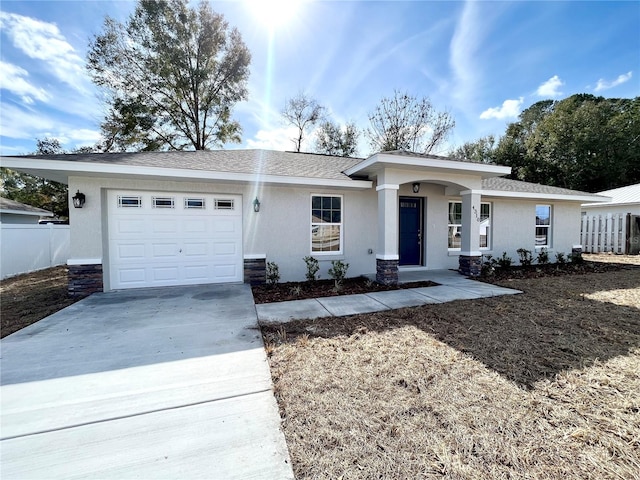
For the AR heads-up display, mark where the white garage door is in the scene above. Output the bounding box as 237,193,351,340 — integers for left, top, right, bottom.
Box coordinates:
108,190,243,290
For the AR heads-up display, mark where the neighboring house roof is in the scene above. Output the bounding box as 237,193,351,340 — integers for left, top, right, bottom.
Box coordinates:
581,183,640,208
0,197,54,217
0,149,606,202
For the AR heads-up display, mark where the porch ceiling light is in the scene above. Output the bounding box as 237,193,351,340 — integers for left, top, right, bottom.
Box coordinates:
253,197,261,212
412,182,420,193
72,190,86,208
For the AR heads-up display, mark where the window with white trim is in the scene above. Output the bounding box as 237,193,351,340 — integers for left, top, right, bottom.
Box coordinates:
535,205,551,247
311,195,342,253
214,199,234,210
448,201,491,250
152,196,175,208
184,197,205,209
118,195,142,208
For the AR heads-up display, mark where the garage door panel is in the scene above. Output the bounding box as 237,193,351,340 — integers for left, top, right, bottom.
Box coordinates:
184,265,209,280
151,243,180,258
118,268,147,285
213,264,238,279
183,242,208,257
115,243,146,260
109,191,242,290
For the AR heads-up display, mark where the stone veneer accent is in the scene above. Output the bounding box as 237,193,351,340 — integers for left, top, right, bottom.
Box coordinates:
244,258,266,285
459,255,482,277
376,258,399,285
68,264,103,298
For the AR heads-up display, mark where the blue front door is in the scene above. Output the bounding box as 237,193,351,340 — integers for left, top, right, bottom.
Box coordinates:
399,197,423,266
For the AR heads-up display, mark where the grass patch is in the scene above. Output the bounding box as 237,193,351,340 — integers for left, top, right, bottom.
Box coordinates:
264,269,640,479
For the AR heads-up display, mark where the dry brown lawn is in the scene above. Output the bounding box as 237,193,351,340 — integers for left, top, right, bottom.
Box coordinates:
264,266,640,479
0,266,78,338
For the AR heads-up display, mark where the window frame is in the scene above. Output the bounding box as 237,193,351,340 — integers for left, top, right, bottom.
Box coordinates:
447,200,492,251
310,194,344,255
535,204,552,248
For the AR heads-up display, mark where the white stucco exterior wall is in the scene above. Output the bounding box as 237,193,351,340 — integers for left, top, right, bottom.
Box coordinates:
68,176,377,284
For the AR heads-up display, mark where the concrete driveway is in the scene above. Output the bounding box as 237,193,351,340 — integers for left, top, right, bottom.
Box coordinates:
0,284,293,479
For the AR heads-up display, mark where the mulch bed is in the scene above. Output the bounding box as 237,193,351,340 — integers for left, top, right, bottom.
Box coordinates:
479,259,634,282
252,277,437,304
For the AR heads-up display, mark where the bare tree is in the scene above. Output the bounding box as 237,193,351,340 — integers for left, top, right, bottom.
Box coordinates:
366,90,455,154
281,92,325,152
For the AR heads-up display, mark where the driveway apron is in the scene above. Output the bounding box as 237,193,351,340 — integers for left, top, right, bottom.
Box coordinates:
0,284,293,479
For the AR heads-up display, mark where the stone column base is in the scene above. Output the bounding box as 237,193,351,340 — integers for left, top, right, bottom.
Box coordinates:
376,258,399,285
459,255,482,277
68,264,103,298
244,257,266,285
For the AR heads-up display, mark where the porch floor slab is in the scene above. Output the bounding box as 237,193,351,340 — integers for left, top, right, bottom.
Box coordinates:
255,298,331,323
316,294,390,317
365,289,442,309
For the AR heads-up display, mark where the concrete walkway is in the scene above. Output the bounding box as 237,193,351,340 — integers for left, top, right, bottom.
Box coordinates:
1,284,293,480
256,270,521,323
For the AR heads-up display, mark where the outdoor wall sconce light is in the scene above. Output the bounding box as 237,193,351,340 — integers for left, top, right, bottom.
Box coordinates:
72,190,86,208
412,182,420,194
253,197,261,212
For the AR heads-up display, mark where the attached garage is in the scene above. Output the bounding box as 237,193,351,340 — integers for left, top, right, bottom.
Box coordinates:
107,190,243,290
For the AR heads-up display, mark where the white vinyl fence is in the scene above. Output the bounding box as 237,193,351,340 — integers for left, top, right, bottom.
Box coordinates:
1,224,70,279
580,213,627,254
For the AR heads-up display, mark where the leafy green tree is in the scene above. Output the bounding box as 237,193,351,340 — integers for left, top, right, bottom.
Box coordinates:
281,92,325,152
449,135,496,163
314,120,359,157
1,138,70,218
494,94,639,192
366,90,455,154
87,0,251,151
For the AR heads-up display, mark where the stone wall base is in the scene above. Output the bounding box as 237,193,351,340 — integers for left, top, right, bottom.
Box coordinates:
244,258,266,285
376,258,399,285
68,264,103,298
459,255,482,277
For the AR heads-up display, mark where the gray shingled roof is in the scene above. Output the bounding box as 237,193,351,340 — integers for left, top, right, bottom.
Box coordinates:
382,150,470,163
16,149,364,181
0,197,53,215
482,177,596,196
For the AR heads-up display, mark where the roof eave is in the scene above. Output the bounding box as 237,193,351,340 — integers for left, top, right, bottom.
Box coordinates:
0,209,53,217
345,152,511,178
0,158,373,190
482,190,610,203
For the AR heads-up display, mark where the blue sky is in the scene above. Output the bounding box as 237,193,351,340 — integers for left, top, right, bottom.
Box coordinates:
1,0,638,157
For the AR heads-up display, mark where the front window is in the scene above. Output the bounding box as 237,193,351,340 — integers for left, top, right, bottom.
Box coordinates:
448,201,491,250
311,195,343,254
535,205,551,247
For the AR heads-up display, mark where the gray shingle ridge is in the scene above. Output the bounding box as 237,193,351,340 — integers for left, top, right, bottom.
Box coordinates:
482,177,595,196
12,149,364,181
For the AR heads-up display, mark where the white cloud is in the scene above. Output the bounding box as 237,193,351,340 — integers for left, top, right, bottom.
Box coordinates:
479,97,523,120
245,126,300,151
0,61,50,104
0,12,91,95
449,1,483,106
594,71,633,92
536,75,564,97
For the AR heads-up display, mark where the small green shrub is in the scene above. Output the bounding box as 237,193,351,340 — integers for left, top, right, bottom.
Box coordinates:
289,285,302,297
303,256,320,281
555,252,567,265
328,260,349,287
496,252,512,269
266,261,280,286
536,248,550,265
481,254,496,277
570,250,584,264
517,248,533,267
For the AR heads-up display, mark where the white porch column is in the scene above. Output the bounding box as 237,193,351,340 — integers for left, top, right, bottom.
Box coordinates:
376,183,399,284
459,189,482,276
